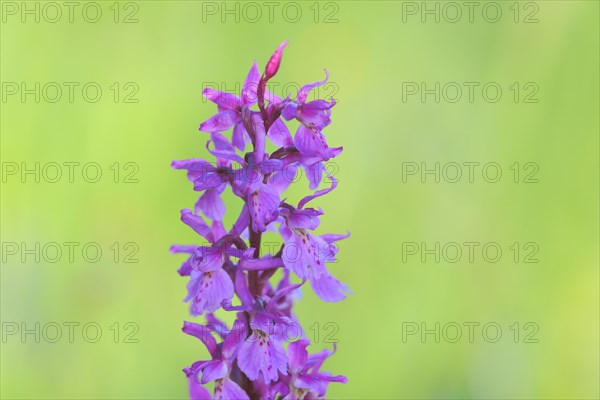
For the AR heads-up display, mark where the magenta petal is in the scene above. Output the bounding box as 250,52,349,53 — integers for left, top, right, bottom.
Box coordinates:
177,260,192,276
186,269,234,315
171,158,213,172
192,246,225,272
186,372,211,400
215,379,249,400
305,162,324,190
172,158,219,185
288,339,309,373
309,269,351,302
205,313,229,339
182,321,217,357
211,220,226,240
319,373,348,384
321,231,351,243
267,118,293,147
281,102,297,120
239,256,283,271
248,185,280,233
193,171,224,191
232,122,248,152
282,231,310,279
297,69,329,103
222,317,247,360
180,209,213,242
200,360,228,384
287,208,322,230
199,110,240,133
242,61,260,106
203,88,240,111
238,330,288,384
206,135,245,166
297,99,334,128
197,187,226,220
293,124,329,160
170,244,197,254
230,205,250,237
210,131,235,152
295,374,326,395
298,174,338,209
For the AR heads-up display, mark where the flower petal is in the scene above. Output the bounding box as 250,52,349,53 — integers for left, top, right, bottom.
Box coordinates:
177,259,192,276
200,360,228,384
249,185,280,233
238,330,288,384
215,378,249,400
304,162,324,190
293,124,330,160
230,205,250,237
186,269,234,315
184,369,212,400
288,339,309,373
298,174,337,209
309,268,351,302
297,69,329,103
267,118,293,147
321,231,351,243
182,321,218,357
242,61,260,106
281,102,297,121
281,229,311,279
232,122,248,152
222,317,247,360
172,158,217,184
199,110,240,133
197,187,226,220
203,88,240,111
180,209,213,242
206,135,245,166
297,99,335,128
190,246,225,272
286,208,322,230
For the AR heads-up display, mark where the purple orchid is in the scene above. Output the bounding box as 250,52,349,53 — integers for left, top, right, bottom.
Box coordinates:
173,42,349,398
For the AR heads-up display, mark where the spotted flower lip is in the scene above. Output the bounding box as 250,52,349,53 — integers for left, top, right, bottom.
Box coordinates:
173,41,348,398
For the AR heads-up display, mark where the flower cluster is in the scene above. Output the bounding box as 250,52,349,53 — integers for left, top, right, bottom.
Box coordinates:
172,42,349,399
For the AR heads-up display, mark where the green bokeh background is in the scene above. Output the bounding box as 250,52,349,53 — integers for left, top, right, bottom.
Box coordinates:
1,1,598,398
